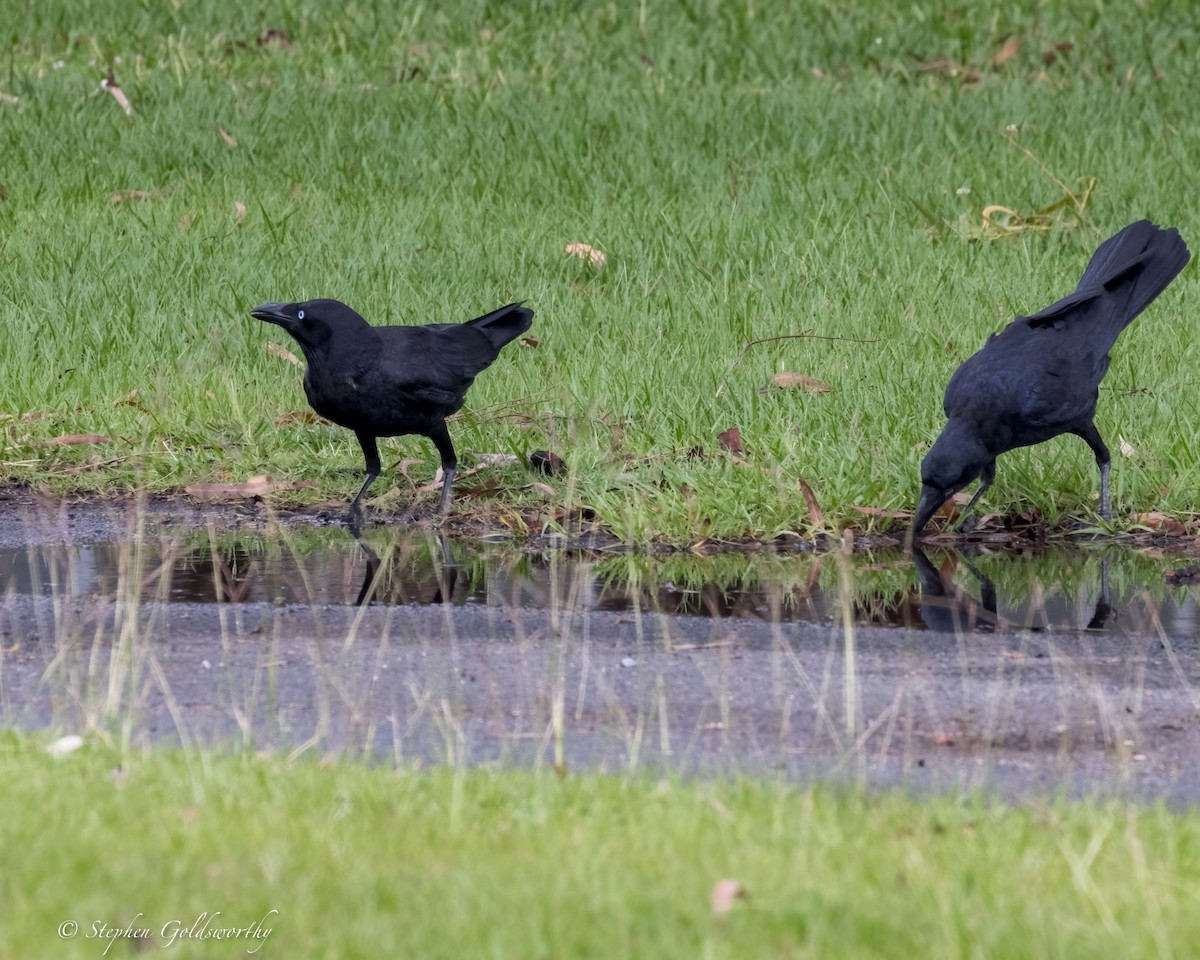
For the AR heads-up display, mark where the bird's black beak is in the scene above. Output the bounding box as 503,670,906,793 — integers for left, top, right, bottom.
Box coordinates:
912,484,949,537
250,302,294,329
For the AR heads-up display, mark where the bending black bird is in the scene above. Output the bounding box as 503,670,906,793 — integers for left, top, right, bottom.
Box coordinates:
252,298,533,516
913,220,1189,536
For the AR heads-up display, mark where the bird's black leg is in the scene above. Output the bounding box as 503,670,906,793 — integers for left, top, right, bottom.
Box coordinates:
428,422,458,517
350,431,382,515
1072,421,1112,519
1086,557,1112,630
955,459,996,532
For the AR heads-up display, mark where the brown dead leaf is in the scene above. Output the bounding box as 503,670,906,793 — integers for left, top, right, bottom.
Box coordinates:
990,37,1021,67
234,200,247,221
111,189,153,205
852,506,913,519
796,474,823,527
710,879,746,916
184,475,315,500
1118,435,1134,457
113,389,149,412
100,68,132,115
1042,41,1074,66
460,477,502,498
1135,513,1187,536
218,126,238,148
919,59,982,82
0,92,18,105
416,462,493,494
565,242,606,265
273,411,322,426
769,371,831,393
810,66,824,78
0,411,47,424
266,341,302,366
43,434,110,446
393,459,426,485
256,28,292,47
520,336,539,348
717,427,743,453
933,733,956,746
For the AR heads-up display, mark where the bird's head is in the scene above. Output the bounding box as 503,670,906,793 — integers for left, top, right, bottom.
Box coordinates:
250,299,369,360
913,420,989,536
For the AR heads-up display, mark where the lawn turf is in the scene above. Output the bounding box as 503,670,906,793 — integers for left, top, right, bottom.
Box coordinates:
2,1,1197,542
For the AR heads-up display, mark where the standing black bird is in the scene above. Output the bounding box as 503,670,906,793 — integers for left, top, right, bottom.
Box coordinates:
252,298,533,516
913,220,1189,535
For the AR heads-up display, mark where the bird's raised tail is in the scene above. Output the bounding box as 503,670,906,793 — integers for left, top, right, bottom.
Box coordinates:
1074,220,1190,326
465,302,535,352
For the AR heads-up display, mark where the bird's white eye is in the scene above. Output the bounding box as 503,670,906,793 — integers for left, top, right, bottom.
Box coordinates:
298,310,305,320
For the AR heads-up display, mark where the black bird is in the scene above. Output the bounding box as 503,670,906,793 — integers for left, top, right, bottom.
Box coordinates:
252,298,533,516
913,220,1190,536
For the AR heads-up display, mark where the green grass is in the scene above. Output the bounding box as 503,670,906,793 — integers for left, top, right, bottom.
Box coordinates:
2,1,1198,541
3,733,1199,958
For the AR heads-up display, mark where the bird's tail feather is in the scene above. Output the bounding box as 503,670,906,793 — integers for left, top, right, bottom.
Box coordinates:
1075,220,1190,328
465,302,535,350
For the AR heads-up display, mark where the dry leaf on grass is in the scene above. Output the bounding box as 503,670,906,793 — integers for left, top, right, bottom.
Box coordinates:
43,434,111,446
1118,435,1134,457
416,462,495,493
565,242,606,265
710,879,746,916
853,505,913,519
768,371,831,393
796,474,823,527
990,37,1021,67
267,341,302,365
1042,41,1074,66
256,28,292,47
520,336,539,348
217,126,238,148
111,189,153,205
0,92,18,105
919,59,981,83
234,200,247,221
185,475,316,500
273,410,323,426
394,459,426,485
717,426,743,453
1134,513,1187,536
100,68,132,115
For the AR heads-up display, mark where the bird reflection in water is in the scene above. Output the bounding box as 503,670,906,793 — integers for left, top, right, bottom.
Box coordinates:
911,547,1112,634
346,516,458,607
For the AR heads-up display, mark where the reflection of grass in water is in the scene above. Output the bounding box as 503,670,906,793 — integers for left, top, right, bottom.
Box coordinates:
189,527,1188,622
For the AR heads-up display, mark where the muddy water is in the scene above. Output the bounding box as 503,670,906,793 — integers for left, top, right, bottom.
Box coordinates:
3,499,1200,800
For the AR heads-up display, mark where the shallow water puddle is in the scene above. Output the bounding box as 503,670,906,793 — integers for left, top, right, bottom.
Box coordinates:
1,521,1195,639
4,506,1200,798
